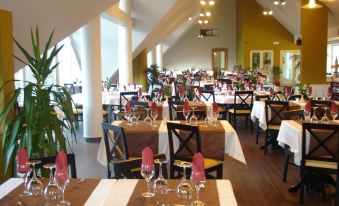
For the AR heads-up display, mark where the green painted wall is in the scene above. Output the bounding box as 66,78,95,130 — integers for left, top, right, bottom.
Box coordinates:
132,49,147,91
300,0,328,84
0,8,14,183
236,0,299,70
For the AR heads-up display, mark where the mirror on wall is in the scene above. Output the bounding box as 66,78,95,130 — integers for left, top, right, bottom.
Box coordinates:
212,48,228,70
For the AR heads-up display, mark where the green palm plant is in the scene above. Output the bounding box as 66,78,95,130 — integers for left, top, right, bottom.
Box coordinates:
0,28,77,174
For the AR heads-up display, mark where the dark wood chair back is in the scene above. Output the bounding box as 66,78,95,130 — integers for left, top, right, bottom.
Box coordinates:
288,94,301,101
233,91,253,112
201,90,215,102
64,83,75,94
271,91,284,101
283,109,305,121
119,91,138,111
265,100,289,126
310,100,332,119
168,100,184,120
255,95,270,101
204,84,214,90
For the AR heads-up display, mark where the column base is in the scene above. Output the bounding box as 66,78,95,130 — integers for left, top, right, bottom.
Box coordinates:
84,137,101,143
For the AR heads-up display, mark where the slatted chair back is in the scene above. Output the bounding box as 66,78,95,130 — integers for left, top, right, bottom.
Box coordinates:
204,84,214,90
255,95,270,102
130,100,149,109
33,153,77,178
283,109,305,121
233,91,253,112
217,79,232,85
265,100,289,126
188,86,201,101
64,83,75,94
102,123,129,178
119,91,138,111
288,94,301,101
174,83,185,93
113,154,168,179
168,100,184,120
167,122,201,167
271,91,284,101
201,90,215,102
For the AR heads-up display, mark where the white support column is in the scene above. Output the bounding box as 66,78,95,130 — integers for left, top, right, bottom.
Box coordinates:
156,44,163,69
80,16,103,141
118,0,133,86
151,48,157,66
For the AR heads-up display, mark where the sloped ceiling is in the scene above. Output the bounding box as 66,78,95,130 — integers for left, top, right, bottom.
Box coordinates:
0,0,118,70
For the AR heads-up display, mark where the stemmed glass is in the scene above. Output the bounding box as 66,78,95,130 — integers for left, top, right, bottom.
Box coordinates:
17,162,31,196
190,107,198,125
183,108,190,124
212,110,219,126
43,163,60,201
125,110,132,125
321,107,329,124
27,160,43,196
304,109,311,121
310,107,318,123
190,168,206,206
176,162,193,200
55,168,70,206
331,110,338,121
144,108,152,126
151,109,158,130
153,159,169,195
141,163,155,197
130,107,139,126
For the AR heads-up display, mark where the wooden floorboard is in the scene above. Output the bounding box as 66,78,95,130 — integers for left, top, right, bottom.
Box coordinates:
72,119,335,205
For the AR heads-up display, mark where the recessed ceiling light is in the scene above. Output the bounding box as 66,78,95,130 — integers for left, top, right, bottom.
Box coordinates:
204,20,209,24
205,11,211,17
200,0,206,6
209,0,215,6
198,19,203,24
188,17,192,21
274,0,279,5
281,0,286,5
263,10,268,15
268,10,273,15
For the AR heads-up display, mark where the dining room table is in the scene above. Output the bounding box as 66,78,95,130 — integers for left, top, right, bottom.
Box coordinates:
97,120,246,167
0,178,238,206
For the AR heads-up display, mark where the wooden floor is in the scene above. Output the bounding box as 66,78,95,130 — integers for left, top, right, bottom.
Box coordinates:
71,119,335,206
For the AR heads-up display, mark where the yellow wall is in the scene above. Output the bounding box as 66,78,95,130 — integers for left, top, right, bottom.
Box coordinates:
300,0,327,84
132,49,147,91
236,0,299,69
0,9,14,183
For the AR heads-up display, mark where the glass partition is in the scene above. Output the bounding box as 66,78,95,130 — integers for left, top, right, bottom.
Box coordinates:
280,50,300,85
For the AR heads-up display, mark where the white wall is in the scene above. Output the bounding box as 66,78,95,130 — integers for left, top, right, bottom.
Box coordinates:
101,18,119,80
163,0,236,71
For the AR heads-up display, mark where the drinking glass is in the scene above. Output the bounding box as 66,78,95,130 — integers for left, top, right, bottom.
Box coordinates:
27,160,43,196
183,109,190,124
190,169,206,206
153,159,169,195
144,108,152,126
331,110,338,120
212,111,219,126
190,107,198,125
151,110,158,129
55,169,70,206
321,107,329,124
176,162,193,200
304,109,311,121
17,162,31,196
141,163,155,197
310,107,318,123
130,108,138,126
43,163,60,201
125,111,132,125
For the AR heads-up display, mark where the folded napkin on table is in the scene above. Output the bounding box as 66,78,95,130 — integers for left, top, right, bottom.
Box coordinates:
151,101,157,113
16,147,29,173
158,88,163,99
56,151,68,182
138,88,142,97
142,147,154,171
328,86,332,98
212,102,218,113
305,100,311,112
191,152,205,184
332,102,337,113
125,101,131,113
184,100,190,113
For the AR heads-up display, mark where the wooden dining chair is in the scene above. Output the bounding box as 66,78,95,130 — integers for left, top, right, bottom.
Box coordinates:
32,153,77,178
288,94,301,101
228,91,254,131
300,122,339,205
271,91,284,101
166,122,223,179
264,100,289,154
119,91,138,111
64,83,75,94
168,100,184,120
281,109,305,182
255,95,270,144
200,90,215,102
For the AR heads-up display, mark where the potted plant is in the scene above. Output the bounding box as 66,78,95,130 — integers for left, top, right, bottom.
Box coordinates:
163,84,172,99
146,64,160,88
0,28,77,175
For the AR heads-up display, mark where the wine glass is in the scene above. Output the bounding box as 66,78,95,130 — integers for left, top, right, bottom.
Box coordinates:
151,109,158,130
190,107,198,125
331,110,338,121
144,108,152,126
43,163,60,201
125,110,132,125
304,109,311,121
321,107,329,124
190,168,206,206
27,160,43,196
130,107,138,126
183,108,190,124
16,162,31,196
55,168,70,206
310,107,318,123
212,111,219,126
153,159,169,195
141,163,155,197
176,162,193,200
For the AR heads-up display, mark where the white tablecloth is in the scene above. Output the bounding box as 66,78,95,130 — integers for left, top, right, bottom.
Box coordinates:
0,178,238,206
97,120,246,166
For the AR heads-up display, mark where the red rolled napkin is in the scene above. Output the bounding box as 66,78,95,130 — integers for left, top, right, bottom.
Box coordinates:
16,147,29,173
248,83,253,91
197,88,203,96
138,88,142,97
331,102,337,113
134,82,136,90
269,87,273,97
328,86,332,98
158,88,163,99
125,101,131,113
284,88,290,96
260,82,264,90
308,86,312,96
123,85,127,91
56,151,68,182
212,102,219,113
142,147,154,171
305,100,311,112
179,87,185,98
151,101,157,113
191,152,205,184
227,84,231,91
184,100,190,113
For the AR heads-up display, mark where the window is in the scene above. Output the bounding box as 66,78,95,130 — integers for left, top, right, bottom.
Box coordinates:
280,50,300,85
327,42,339,76
250,50,273,82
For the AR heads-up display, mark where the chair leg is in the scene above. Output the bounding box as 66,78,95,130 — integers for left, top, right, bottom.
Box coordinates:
336,174,339,206
217,166,223,179
245,116,248,129
264,131,268,154
234,116,237,130
282,147,290,182
300,168,305,205
255,119,260,144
